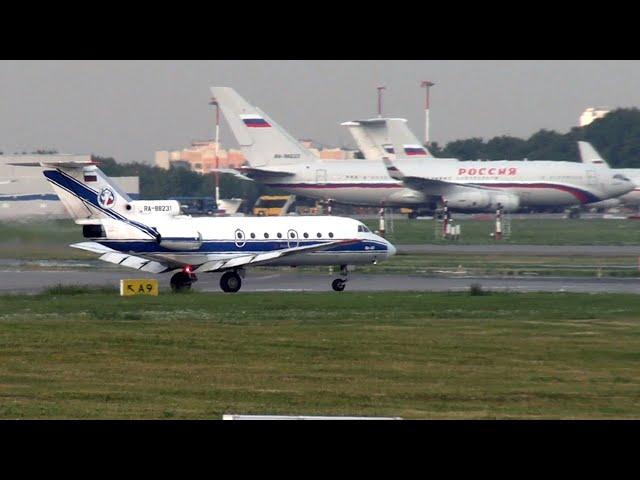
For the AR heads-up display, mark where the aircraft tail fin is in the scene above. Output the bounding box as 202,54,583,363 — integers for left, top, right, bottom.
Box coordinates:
210,86,317,168
578,141,609,167
10,158,134,222
342,117,432,159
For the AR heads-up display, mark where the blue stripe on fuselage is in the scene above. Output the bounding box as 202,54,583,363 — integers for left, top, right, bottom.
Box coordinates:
96,239,388,254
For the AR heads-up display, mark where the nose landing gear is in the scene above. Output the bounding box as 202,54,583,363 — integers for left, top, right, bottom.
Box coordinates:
331,264,349,292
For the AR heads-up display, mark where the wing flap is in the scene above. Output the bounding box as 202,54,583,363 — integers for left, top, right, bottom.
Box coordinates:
71,242,171,273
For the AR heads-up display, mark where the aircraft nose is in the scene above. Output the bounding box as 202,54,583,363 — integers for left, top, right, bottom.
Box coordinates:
386,241,397,256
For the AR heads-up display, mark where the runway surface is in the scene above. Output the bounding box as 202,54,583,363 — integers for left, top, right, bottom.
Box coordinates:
2,269,639,294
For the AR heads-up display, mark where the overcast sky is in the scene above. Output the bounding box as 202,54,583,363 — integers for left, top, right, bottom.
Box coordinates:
1,60,639,164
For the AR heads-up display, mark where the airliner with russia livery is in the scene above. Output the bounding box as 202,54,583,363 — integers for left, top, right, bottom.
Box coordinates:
11,158,396,292
210,87,634,212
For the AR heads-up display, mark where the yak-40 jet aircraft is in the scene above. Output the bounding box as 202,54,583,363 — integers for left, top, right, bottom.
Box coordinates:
12,159,395,292
211,87,634,213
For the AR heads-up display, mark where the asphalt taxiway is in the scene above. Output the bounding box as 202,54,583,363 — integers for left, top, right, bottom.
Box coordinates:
2,269,639,294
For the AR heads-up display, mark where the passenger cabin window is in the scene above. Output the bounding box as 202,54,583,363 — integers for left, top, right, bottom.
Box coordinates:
329,232,334,238
317,233,322,238
277,233,282,238
303,233,309,238
264,233,269,238
250,233,256,239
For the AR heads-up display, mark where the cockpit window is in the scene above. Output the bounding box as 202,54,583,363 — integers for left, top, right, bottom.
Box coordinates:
357,223,371,233
614,174,631,181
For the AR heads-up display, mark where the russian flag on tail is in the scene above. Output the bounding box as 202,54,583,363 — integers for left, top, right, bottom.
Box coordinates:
241,114,271,128
403,144,427,156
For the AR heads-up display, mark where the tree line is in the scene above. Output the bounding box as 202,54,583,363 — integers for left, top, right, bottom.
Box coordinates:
428,108,640,167
96,157,264,204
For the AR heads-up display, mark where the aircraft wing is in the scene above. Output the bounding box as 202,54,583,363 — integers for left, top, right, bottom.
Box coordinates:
193,238,359,273
70,242,174,273
382,157,496,195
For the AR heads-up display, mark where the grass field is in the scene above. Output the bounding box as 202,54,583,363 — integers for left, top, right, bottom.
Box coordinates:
2,289,640,419
362,217,640,245
356,253,640,277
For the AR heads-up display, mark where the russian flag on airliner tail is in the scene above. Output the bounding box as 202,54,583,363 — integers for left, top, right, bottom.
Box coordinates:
241,114,271,128
403,144,427,156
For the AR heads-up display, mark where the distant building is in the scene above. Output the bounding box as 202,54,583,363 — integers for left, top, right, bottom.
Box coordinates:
155,141,246,173
298,139,357,159
156,139,357,174
579,107,610,127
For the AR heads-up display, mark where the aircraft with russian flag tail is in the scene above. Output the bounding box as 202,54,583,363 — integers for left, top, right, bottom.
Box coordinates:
9,159,396,292
211,87,634,213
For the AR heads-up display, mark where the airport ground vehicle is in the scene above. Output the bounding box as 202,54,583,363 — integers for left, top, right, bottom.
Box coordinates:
170,196,219,216
252,195,296,216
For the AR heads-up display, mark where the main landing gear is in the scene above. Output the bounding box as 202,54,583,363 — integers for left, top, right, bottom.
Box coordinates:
170,271,198,292
220,270,242,293
331,265,349,292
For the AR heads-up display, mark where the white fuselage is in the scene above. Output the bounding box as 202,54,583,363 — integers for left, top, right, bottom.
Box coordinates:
92,215,395,268
259,159,634,209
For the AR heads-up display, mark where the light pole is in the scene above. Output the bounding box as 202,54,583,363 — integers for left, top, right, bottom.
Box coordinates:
209,97,221,207
421,80,435,147
377,86,386,117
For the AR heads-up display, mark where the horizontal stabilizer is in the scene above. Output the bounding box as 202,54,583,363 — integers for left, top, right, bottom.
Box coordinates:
8,159,96,168
70,241,116,254
236,166,295,177
70,242,171,273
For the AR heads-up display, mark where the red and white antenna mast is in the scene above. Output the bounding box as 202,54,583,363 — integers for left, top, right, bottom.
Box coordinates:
209,96,221,206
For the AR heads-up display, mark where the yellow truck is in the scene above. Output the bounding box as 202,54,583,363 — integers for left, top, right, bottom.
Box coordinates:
252,195,296,216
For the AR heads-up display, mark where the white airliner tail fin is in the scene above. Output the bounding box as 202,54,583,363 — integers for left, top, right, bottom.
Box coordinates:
578,141,609,167
343,117,432,159
210,86,317,168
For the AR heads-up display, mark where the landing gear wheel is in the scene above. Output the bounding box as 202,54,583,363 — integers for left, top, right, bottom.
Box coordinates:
220,271,242,293
171,272,196,292
332,279,346,292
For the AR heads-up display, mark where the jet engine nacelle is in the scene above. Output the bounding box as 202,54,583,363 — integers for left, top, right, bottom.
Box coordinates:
488,193,520,212
155,223,203,251
443,191,492,210
127,200,181,217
